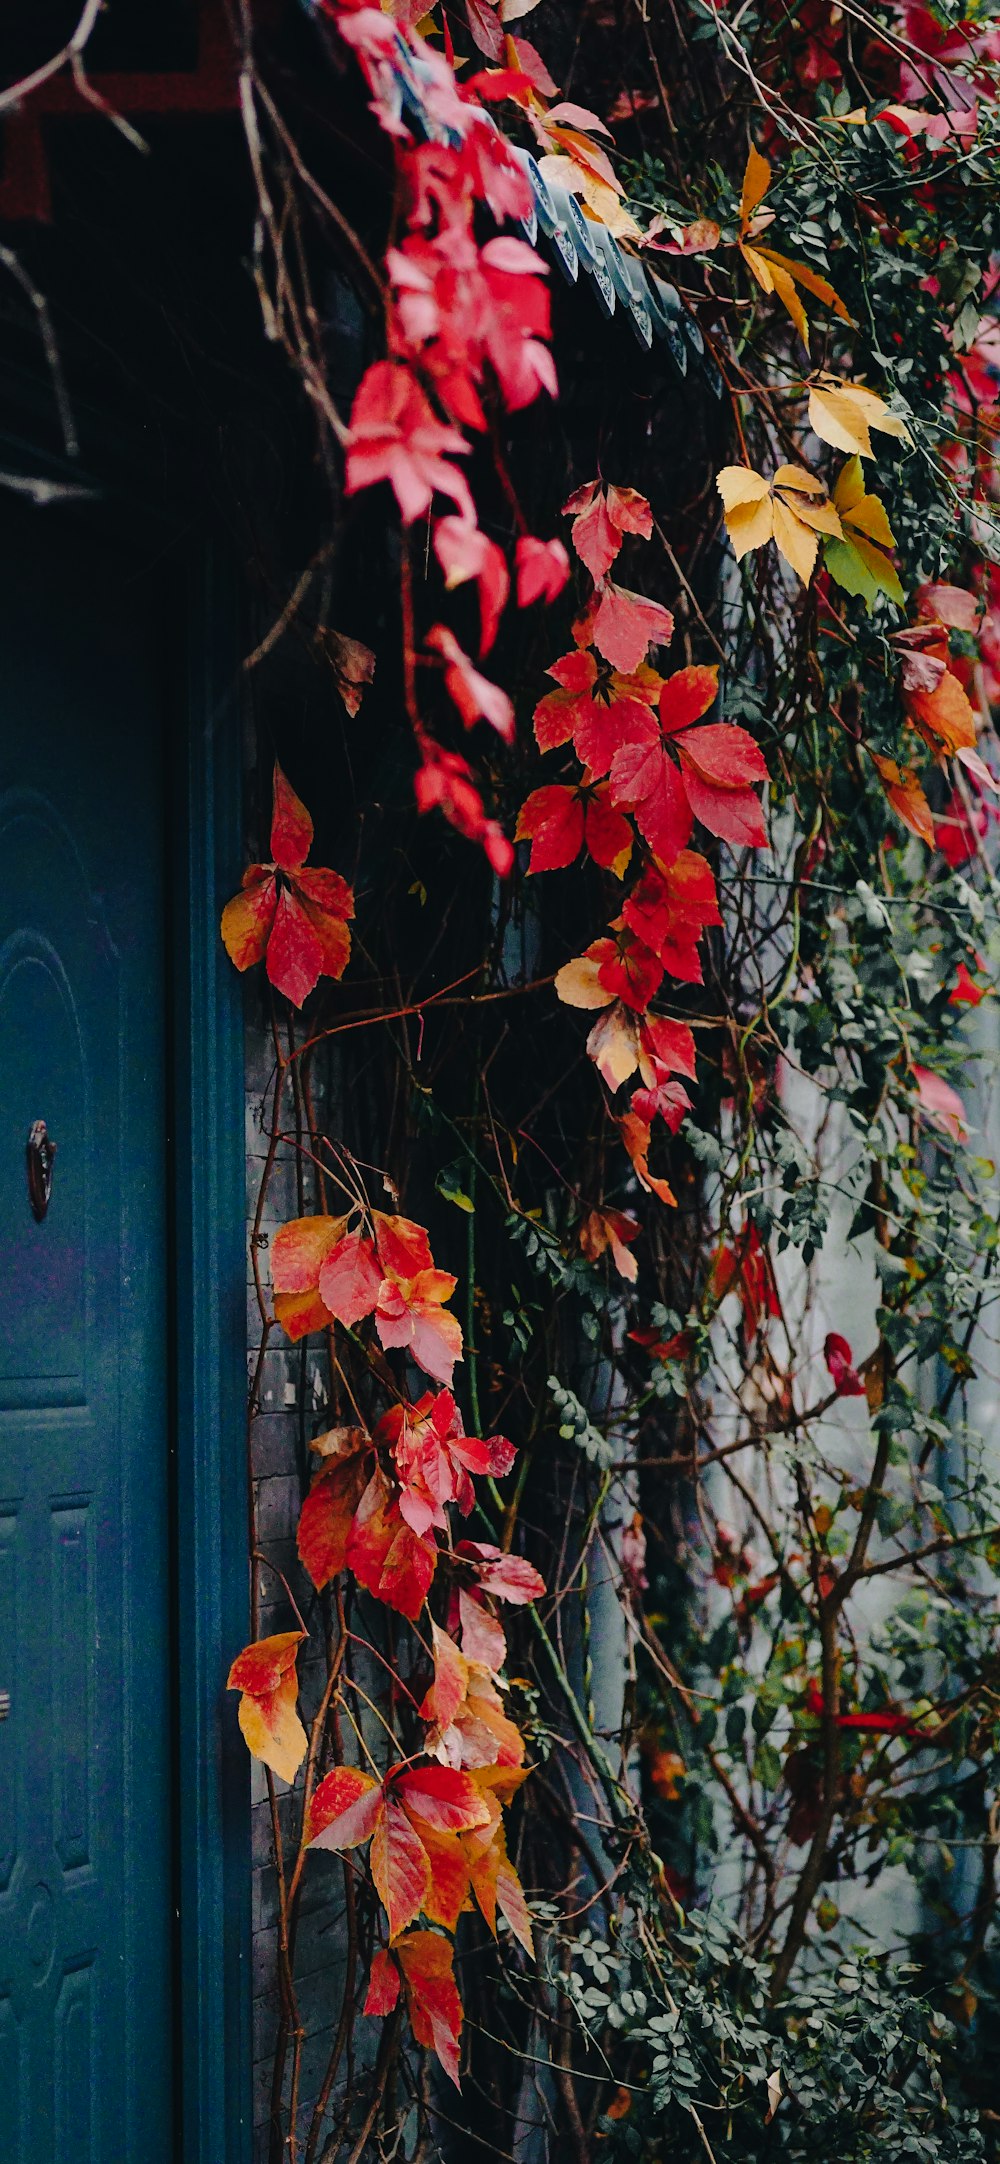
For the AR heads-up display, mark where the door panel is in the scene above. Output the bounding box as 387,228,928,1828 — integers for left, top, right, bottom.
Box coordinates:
0,511,173,2162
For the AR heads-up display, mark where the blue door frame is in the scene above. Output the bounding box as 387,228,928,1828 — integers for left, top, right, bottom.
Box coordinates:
171,541,253,2164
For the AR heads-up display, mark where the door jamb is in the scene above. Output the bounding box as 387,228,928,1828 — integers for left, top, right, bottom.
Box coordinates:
171,540,253,2164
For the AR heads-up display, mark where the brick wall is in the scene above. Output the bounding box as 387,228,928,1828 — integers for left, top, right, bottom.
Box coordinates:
245,1010,348,2162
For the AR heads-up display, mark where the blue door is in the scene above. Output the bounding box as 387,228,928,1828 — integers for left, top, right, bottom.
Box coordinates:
0,508,174,2159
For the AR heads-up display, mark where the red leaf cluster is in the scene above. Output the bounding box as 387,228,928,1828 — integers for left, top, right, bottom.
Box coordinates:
330,2,571,871
520,481,771,1235
271,1209,463,1383
220,765,354,1008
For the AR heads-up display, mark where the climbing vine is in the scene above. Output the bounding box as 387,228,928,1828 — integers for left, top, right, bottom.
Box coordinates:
220,0,1000,2157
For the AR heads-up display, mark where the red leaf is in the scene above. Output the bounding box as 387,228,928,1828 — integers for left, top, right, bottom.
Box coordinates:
913,1064,968,1140
640,1010,698,1080
374,1213,436,1277
823,1331,866,1398
950,960,986,1006
347,1467,438,1618
375,1270,464,1385
271,1214,349,1341
364,1948,401,2017
458,1541,545,1604
372,1794,432,1937
657,665,719,735
419,1621,469,1731
415,741,514,874
270,761,313,871
618,1108,678,1207
916,581,980,631
630,1073,692,1134
673,722,769,848
579,1206,641,1282
674,762,769,849
434,516,510,653
609,726,693,864
297,1448,370,1590
573,692,653,779
227,1629,303,1697
464,0,504,58
304,1764,382,1851
464,1812,534,1954
394,1764,493,1832
673,720,768,789
712,1224,780,1346
265,887,326,1007
563,480,653,580
533,649,599,752
584,788,634,874
592,583,675,672
293,867,353,980
619,848,722,986
221,763,354,1003
419,1825,471,1930
458,1586,507,1669
516,535,570,606
516,785,585,873
317,1229,384,1327
595,929,664,1012
383,1390,498,1536
427,623,515,741
397,1930,464,2087
345,361,474,526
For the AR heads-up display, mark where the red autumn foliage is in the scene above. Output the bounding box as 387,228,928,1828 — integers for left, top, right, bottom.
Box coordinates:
824,1332,866,1397
220,765,354,1008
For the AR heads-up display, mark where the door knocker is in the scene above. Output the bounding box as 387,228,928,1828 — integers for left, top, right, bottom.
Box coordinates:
26,1120,56,1222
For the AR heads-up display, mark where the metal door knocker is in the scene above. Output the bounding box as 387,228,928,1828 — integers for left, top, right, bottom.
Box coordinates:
26,1120,56,1222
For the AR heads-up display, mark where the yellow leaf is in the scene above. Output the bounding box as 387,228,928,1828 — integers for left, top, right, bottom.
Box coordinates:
536,153,642,241
740,237,850,347
717,463,840,585
586,1005,640,1090
825,456,905,608
716,465,771,509
725,495,776,559
772,499,820,583
809,375,911,459
740,144,772,226
554,954,610,1009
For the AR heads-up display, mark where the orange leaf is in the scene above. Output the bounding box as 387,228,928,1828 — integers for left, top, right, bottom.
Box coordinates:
871,754,934,847
372,1795,432,1939
220,869,277,973
420,1621,470,1730
363,1947,401,2017
418,1825,472,1931
579,1207,641,1282
304,1763,382,1850
347,1465,438,1619
397,1930,464,2087
906,666,977,754
297,1445,370,1591
271,1213,349,1341
227,1631,307,1785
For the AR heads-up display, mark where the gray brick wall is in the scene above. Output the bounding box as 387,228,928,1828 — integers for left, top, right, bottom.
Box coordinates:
245,1010,348,2162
